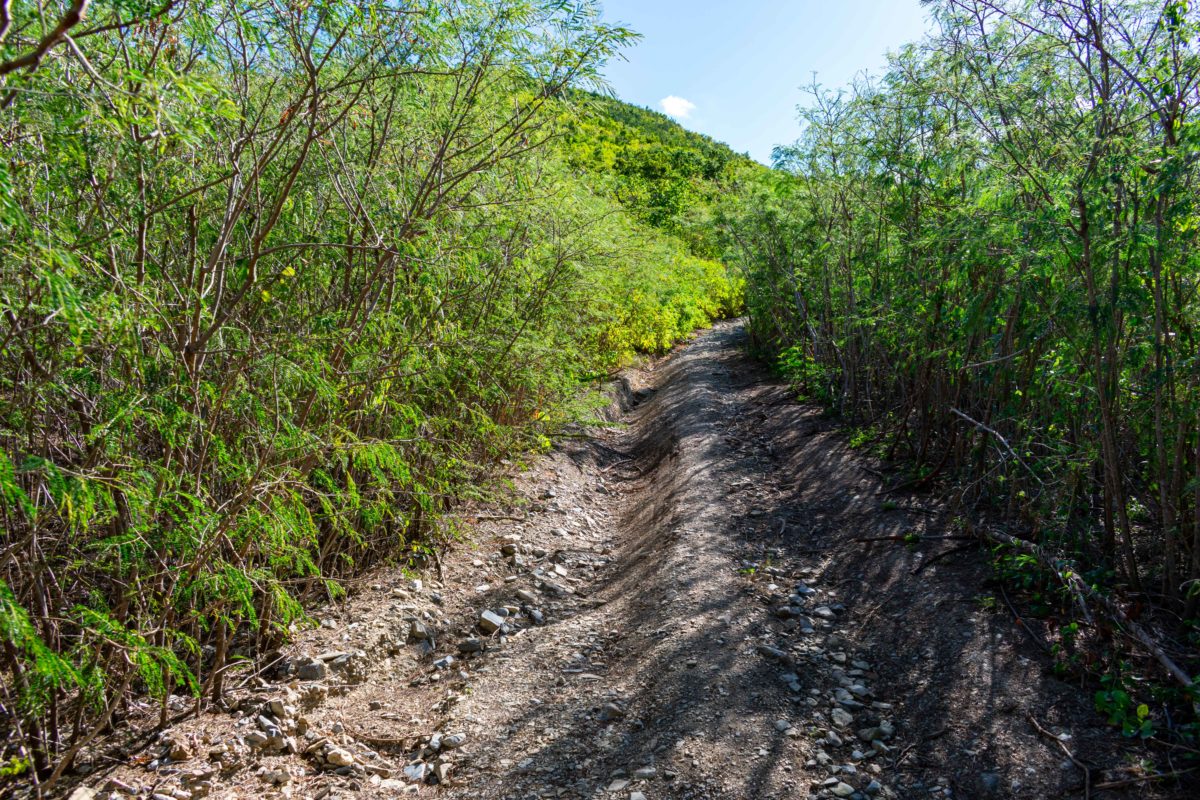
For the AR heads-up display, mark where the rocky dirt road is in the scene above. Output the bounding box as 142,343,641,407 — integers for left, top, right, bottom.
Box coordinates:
88,321,1193,800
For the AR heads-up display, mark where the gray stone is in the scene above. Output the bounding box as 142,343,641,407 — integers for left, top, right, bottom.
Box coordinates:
458,638,484,653
409,621,431,641
541,580,572,596
831,708,854,728
857,727,882,742
404,762,428,782
243,731,269,749
632,766,657,779
297,659,327,680
756,644,792,664
263,768,292,785
832,782,855,798
441,733,467,750
599,703,626,721
478,610,506,634
516,589,538,605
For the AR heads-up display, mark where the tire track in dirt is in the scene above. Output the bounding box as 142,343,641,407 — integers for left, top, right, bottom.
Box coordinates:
439,320,816,800
436,320,1188,800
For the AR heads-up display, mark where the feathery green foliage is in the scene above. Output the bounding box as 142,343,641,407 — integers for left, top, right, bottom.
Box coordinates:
725,0,1200,738
0,0,745,788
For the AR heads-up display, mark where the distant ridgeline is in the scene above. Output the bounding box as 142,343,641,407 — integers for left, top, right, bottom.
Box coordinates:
0,1,755,791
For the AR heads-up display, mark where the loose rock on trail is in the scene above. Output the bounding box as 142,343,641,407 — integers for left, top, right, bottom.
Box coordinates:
90,321,1192,800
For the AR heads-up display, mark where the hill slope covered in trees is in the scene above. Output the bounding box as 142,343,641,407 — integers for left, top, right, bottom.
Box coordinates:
0,1,758,788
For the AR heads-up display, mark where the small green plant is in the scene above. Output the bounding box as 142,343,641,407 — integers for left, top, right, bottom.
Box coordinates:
777,345,834,404
1050,621,1082,676
848,427,872,448
1095,672,1156,739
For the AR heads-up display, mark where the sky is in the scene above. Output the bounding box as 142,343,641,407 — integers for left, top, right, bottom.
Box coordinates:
597,1,935,164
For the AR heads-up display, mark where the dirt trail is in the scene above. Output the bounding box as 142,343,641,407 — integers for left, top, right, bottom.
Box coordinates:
92,321,1192,800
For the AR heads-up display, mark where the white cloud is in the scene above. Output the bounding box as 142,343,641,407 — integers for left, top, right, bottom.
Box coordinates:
659,95,697,120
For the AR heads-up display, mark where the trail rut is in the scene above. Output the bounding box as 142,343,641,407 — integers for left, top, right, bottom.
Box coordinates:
95,321,1193,800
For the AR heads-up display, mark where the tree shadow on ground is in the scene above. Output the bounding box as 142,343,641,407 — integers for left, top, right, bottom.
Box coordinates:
445,323,1192,800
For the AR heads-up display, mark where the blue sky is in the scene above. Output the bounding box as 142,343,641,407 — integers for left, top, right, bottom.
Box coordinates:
597,1,934,164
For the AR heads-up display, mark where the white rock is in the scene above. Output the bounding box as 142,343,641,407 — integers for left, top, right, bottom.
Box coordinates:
831,707,854,728
326,747,354,767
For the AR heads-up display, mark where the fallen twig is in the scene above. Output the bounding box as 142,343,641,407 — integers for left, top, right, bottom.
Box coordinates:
1087,768,1197,791
951,408,1044,486
911,543,975,575
601,458,634,473
1026,712,1091,800
892,727,950,770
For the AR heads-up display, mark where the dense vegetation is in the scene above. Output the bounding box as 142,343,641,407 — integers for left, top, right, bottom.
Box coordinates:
0,1,749,789
14,0,1199,786
726,0,1200,736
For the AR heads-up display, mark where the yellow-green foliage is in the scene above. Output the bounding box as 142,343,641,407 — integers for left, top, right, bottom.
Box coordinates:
0,0,750,784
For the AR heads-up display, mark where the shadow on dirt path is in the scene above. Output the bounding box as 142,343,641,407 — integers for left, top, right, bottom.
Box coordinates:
95,321,1195,800
439,320,1195,800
